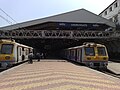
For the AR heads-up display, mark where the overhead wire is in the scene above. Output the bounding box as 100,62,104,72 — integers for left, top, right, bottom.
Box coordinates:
0,7,17,24
0,14,13,24
0,7,28,31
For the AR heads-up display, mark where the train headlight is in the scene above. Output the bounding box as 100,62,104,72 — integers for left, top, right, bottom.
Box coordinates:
5,56,11,60
87,57,91,60
103,57,107,60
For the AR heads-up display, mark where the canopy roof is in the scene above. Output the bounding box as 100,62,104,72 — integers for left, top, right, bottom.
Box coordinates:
0,9,115,30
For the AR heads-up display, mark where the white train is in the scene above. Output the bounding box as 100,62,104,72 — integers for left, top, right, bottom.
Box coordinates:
62,42,109,69
0,39,33,68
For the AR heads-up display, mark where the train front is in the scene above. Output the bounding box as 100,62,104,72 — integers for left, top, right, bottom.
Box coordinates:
0,40,15,68
83,43,108,69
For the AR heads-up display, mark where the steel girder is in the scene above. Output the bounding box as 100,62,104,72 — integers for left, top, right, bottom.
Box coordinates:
0,30,120,39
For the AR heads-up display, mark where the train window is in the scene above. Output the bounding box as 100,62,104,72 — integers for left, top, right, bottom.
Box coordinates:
22,47,24,51
71,50,75,56
97,47,106,56
25,49,27,55
85,47,95,56
19,48,22,56
1,44,13,54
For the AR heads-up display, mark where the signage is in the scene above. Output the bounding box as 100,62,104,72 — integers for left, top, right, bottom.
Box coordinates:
58,22,101,27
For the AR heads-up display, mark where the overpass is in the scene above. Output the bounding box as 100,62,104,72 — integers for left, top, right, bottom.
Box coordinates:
0,29,120,39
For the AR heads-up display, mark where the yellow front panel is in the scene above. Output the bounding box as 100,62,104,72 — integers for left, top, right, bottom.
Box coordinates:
0,54,14,61
84,46,108,61
85,56,108,61
0,40,14,61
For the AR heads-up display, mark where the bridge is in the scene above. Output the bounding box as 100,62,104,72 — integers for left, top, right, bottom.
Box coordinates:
0,30,120,39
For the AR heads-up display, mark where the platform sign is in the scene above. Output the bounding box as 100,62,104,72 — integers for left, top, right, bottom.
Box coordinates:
57,22,110,30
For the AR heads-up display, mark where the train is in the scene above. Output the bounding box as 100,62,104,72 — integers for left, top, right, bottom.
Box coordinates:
0,39,33,68
62,42,109,69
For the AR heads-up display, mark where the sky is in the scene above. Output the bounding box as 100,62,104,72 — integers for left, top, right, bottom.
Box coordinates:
0,0,115,27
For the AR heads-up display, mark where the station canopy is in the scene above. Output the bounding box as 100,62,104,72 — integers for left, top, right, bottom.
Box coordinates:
0,9,116,58
0,9,116,31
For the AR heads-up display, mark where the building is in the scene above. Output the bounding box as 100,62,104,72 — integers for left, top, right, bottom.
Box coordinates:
99,0,120,30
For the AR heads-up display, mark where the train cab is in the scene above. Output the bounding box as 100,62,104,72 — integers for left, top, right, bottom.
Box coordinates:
63,42,109,69
0,39,33,68
83,43,108,68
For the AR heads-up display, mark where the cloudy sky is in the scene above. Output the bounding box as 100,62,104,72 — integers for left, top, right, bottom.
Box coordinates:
0,0,114,27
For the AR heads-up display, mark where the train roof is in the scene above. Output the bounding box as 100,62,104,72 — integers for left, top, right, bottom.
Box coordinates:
0,39,15,43
0,39,33,49
83,43,105,47
67,43,105,50
15,42,33,49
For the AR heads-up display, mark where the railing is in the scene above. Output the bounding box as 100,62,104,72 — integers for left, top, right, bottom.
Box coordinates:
0,30,120,39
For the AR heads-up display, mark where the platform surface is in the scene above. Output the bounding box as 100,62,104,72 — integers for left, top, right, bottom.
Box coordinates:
0,59,120,90
108,61,120,74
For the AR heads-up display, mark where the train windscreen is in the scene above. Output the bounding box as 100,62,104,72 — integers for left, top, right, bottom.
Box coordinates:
85,47,95,56
0,44,13,54
97,47,106,56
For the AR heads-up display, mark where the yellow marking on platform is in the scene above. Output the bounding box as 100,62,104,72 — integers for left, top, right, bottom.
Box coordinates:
47,85,100,90
0,79,120,90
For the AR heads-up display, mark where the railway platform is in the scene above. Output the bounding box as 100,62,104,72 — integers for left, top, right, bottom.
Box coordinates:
108,61,120,75
0,59,120,90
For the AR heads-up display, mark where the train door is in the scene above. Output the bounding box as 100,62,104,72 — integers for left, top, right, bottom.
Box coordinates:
22,47,25,61
24,48,27,60
17,47,22,62
68,50,71,60
77,48,82,62
70,49,75,61
17,46,19,62
75,49,77,61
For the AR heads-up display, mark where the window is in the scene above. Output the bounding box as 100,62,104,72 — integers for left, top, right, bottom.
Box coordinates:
20,48,22,56
25,49,27,55
104,11,107,15
109,7,112,12
97,47,106,56
71,50,75,56
114,15,118,22
109,18,113,21
114,2,118,8
1,44,13,54
85,47,95,56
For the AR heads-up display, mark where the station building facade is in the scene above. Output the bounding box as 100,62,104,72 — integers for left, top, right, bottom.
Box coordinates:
99,0,120,58
99,0,120,30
